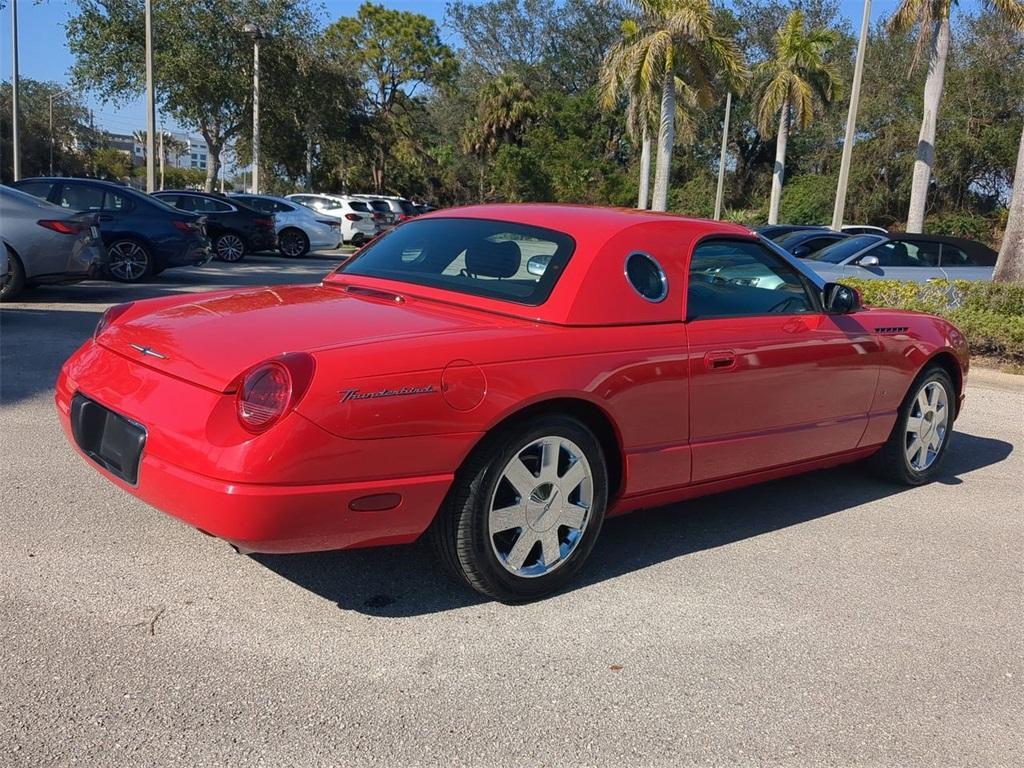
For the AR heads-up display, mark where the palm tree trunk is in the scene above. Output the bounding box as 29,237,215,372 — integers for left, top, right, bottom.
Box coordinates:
651,70,675,212
994,120,1024,283
768,98,790,225
906,18,950,234
637,127,651,209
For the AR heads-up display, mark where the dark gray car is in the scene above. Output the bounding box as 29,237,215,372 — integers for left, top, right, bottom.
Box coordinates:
0,185,107,302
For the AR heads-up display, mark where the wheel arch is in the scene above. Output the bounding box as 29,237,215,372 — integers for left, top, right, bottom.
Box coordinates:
923,350,963,416
467,397,625,501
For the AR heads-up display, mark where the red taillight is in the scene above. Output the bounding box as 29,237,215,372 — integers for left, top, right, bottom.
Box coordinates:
173,220,199,233
255,217,274,230
372,212,383,220
235,352,315,434
344,213,360,221
38,219,84,235
396,214,410,222
94,302,135,340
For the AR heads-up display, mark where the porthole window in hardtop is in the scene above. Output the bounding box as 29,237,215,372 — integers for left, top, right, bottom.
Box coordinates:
340,217,575,305
625,252,668,302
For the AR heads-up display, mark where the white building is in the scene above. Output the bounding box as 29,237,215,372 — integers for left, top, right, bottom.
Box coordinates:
130,131,209,171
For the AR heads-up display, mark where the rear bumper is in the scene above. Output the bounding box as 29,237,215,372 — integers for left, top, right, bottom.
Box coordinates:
56,393,452,553
54,342,460,554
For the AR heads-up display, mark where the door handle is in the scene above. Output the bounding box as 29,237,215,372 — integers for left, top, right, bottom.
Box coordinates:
704,350,736,371
97,214,114,221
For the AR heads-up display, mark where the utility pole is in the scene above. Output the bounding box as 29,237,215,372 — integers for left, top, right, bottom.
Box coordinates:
243,23,267,194
144,0,157,192
714,92,733,221
832,0,871,231
158,124,164,190
11,0,21,181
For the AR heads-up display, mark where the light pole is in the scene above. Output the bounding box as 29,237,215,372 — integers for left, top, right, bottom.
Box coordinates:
243,23,268,194
144,0,157,192
832,0,871,231
713,92,733,221
48,87,75,176
11,0,21,181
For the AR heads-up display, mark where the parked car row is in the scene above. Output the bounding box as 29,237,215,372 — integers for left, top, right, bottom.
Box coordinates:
758,224,998,283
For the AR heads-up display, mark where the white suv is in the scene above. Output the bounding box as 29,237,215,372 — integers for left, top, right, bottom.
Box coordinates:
286,194,378,245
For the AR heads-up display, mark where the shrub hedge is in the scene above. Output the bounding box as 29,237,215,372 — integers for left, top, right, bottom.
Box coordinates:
839,279,1024,364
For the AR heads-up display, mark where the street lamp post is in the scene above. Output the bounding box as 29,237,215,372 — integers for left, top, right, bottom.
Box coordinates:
48,88,75,176
713,92,733,221
144,0,157,192
11,0,21,181
243,23,268,194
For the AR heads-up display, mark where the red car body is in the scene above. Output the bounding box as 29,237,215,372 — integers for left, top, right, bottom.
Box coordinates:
56,205,969,556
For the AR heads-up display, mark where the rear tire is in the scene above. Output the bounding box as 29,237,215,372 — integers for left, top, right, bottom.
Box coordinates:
871,365,955,485
0,248,26,302
215,233,247,262
432,415,608,602
107,239,154,283
279,228,310,258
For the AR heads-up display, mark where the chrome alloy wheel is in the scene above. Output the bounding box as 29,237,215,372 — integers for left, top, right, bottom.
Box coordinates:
216,234,245,261
108,241,149,281
488,436,594,578
905,380,949,471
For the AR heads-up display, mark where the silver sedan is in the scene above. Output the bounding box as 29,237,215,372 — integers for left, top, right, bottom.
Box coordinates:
0,185,107,301
800,234,996,283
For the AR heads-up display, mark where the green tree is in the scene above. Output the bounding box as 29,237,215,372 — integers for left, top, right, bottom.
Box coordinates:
0,79,91,180
888,0,1024,233
67,0,313,191
324,2,457,192
603,0,746,211
755,10,840,225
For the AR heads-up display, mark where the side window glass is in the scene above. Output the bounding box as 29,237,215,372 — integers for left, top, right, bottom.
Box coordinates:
59,184,104,211
940,245,973,266
15,181,53,199
103,191,132,212
901,240,940,267
687,240,816,320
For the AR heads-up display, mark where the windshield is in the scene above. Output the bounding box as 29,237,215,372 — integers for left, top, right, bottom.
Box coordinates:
339,217,575,305
398,199,417,216
806,235,884,263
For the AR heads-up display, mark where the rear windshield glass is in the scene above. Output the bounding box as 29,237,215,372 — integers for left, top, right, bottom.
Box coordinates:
806,235,884,263
339,217,575,305
349,201,372,213
368,200,390,212
398,199,417,216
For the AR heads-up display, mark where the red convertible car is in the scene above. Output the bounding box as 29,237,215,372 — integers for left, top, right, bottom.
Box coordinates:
57,205,968,601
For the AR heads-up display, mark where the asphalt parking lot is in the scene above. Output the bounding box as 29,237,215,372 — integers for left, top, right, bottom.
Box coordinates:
1,254,1022,767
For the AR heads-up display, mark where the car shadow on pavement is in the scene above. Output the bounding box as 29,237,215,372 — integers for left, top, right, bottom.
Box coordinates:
254,430,1012,618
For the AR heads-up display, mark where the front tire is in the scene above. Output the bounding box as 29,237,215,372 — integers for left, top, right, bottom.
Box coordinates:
872,365,955,485
433,415,608,602
107,240,154,283
215,233,247,262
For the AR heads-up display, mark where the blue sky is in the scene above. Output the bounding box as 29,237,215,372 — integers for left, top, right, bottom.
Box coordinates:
0,0,981,137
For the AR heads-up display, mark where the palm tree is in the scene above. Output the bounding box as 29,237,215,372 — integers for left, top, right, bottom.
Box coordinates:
601,19,701,209
890,0,1024,233
600,0,745,212
994,120,1024,282
755,10,840,225
462,73,536,201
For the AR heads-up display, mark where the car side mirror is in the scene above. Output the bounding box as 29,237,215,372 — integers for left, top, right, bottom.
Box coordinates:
823,282,862,314
858,255,880,267
527,254,552,276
